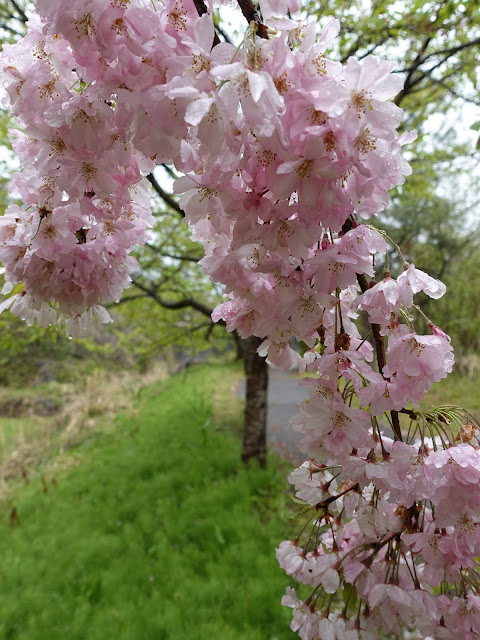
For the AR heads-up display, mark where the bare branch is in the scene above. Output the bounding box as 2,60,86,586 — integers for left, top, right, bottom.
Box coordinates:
394,32,480,108
161,163,178,179
148,264,184,289
343,216,403,442
9,0,28,24
416,36,480,68
394,35,432,106
131,276,221,322
147,173,185,218
0,22,23,36
191,0,221,46
107,293,149,307
157,251,201,263
214,21,233,44
435,80,480,108
236,0,269,39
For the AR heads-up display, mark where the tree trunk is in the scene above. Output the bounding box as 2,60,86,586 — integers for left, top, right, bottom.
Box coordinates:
242,335,269,468
232,330,245,361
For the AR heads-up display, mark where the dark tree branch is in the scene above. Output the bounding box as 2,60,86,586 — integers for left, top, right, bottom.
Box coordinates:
137,322,218,361
157,251,200,263
356,37,391,61
341,30,391,63
0,22,22,36
161,163,177,179
394,34,480,107
356,272,386,372
141,244,201,272
236,0,269,39
417,36,480,67
408,66,480,108
191,0,221,46
394,35,432,106
144,242,201,263
9,0,28,24
356,270,403,441
147,173,185,218
405,58,462,94
108,293,148,306
206,320,215,340
214,21,233,45
148,264,184,289
131,276,222,323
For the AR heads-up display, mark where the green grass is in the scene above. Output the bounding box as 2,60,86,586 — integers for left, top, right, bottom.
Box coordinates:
420,372,480,416
0,415,44,450
0,364,296,640
0,384,63,454
3,361,476,639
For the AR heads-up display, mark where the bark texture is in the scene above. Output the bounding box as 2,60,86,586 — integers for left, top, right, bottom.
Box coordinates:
232,330,246,362
242,335,269,468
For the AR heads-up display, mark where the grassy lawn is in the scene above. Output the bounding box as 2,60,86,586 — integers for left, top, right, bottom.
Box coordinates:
421,372,480,416
0,358,478,640
0,364,296,640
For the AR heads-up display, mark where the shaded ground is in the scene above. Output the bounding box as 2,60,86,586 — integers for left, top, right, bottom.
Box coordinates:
237,367,307,466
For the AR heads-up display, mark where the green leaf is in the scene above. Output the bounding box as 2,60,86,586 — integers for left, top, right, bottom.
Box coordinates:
287,494,311,506
283,505,314,520
343,583,358,612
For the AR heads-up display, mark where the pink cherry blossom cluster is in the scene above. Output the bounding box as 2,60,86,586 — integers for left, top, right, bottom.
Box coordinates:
0,10,154,334
1,0,478,637
281,405,480,639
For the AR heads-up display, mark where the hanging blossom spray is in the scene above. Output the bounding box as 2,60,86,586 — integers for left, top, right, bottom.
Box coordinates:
0,0,479,636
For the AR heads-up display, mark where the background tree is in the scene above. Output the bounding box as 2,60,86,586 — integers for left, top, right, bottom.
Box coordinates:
117,171,233,366
0,0,270,467
380,190,480,355
130,168,270,467
308,0,479,122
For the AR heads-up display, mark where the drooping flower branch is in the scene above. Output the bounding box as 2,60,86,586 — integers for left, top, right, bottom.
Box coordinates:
0,1,479,637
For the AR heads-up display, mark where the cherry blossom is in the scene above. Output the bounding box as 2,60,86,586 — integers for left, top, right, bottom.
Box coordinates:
0,1,478,637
